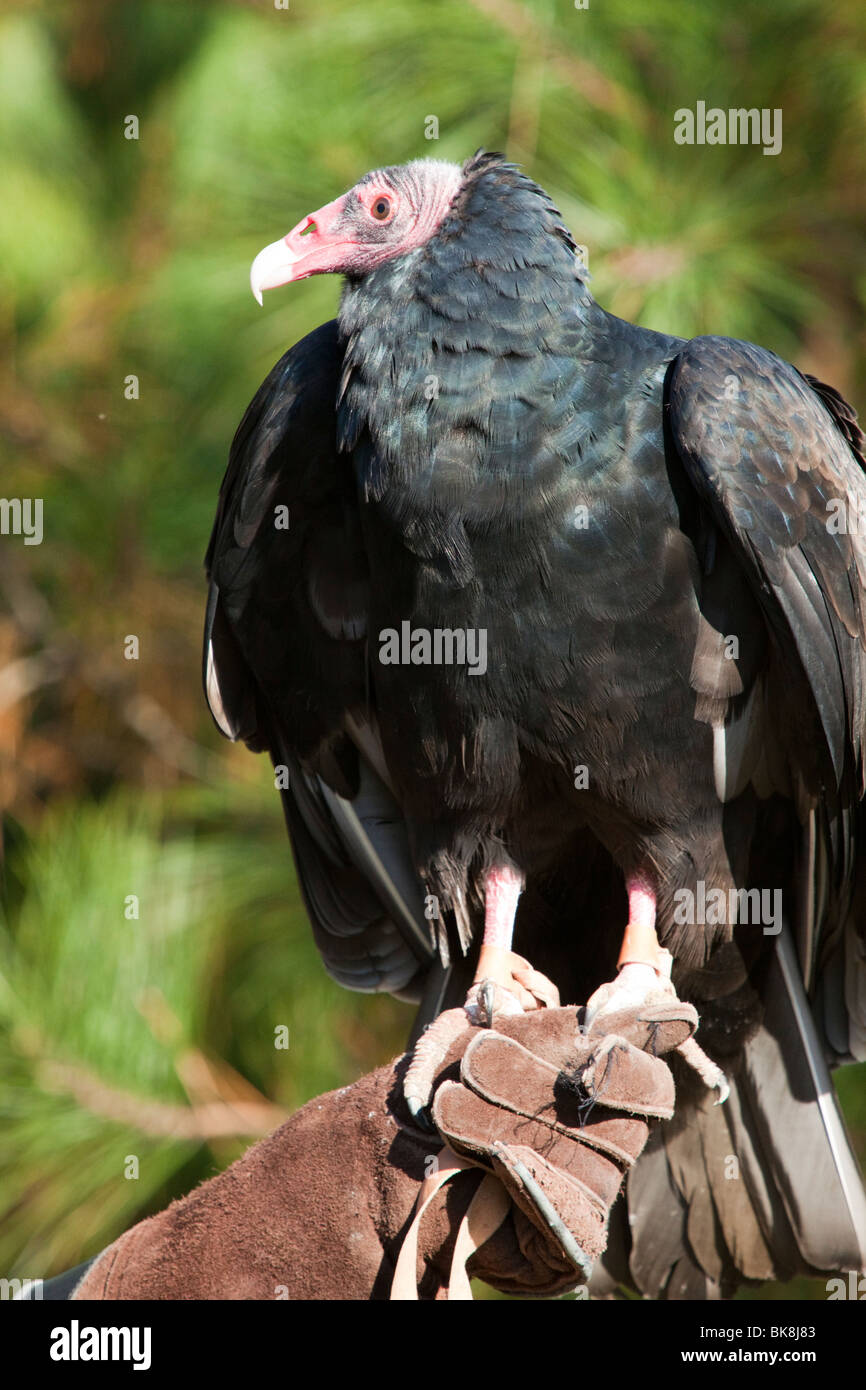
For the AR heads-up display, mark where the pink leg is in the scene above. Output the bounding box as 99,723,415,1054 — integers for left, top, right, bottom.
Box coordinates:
585,870,727,1101
617,872,668,973
472,864,524,985
584,870,671,1025
468,863,559,1019
403,862,559,1121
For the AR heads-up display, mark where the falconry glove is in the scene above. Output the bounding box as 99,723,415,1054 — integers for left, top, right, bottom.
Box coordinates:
392,999,697,1298
70,1000,695,1301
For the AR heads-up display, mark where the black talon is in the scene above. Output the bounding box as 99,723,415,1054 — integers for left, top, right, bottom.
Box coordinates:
407,1099,437,1133
479,980,496,1027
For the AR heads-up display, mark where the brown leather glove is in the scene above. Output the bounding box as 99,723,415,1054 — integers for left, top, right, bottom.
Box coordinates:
72,1002,695,1301
396,1000,696,1298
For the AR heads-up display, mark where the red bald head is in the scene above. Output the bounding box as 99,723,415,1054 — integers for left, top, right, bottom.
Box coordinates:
250,159,463,302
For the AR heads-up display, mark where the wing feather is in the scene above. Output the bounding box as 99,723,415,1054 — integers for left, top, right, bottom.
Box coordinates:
203,321,433,994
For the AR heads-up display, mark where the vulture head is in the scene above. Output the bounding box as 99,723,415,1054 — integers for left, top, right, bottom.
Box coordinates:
250,159,463,301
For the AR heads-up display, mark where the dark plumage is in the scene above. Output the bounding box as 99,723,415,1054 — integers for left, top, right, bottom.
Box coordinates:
205,152,866,1296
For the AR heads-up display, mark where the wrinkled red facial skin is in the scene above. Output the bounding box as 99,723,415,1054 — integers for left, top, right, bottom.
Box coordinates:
283,180,404,281
250,161,463,298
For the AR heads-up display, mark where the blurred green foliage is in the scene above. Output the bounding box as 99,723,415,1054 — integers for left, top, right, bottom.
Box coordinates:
0,0,864,1296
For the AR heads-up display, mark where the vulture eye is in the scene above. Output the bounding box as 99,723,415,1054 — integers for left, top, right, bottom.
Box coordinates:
370,195,392,221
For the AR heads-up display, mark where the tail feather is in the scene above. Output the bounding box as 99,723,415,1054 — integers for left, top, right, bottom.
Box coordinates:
618,1126,693,1296
742,925,866,1271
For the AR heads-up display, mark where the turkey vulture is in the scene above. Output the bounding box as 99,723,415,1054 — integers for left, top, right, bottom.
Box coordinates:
204,151,866,1298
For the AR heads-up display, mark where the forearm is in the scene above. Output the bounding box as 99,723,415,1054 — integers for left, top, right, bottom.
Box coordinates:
74,1058,438,1300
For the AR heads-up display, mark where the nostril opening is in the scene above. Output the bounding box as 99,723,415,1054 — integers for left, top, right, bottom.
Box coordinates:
300,219,316,236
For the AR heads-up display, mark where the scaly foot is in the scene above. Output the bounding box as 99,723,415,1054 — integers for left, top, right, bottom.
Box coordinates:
404,949,560,1124
465,947,560,1024
583,952,676,1028
583,953,728,1104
